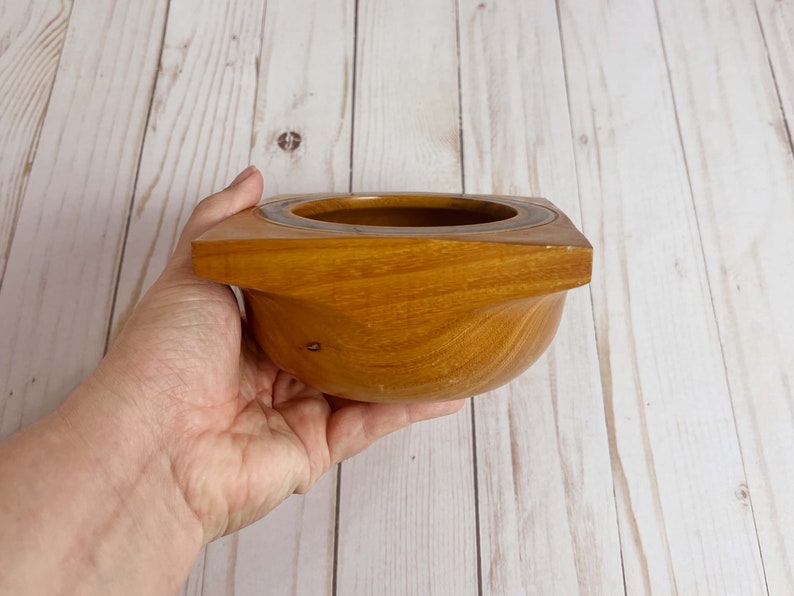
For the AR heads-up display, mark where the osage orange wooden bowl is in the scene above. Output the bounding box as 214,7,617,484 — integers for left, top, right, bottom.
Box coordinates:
192,193,592,403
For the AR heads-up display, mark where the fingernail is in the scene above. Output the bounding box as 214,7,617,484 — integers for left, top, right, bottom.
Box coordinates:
229,165,257,187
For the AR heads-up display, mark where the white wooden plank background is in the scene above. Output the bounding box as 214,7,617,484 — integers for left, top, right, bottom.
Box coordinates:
458,1,622,594
558,0,766,592
337,1,478,594
0,0,71,281
662,1,794,593
190,0,354,593
0,0,167,438
1,0,793,594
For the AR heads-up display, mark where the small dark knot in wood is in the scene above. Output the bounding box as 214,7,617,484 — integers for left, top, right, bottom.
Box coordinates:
277,131,302,152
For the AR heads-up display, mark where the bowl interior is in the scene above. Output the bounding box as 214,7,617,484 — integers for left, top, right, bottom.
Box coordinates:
290,195,518,227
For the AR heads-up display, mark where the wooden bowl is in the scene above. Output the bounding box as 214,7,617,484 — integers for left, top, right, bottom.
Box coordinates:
192,193,592,403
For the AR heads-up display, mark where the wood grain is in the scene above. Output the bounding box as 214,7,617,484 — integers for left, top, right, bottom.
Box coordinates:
251,0,355,197
755,0,794,149
0,0,166,439
558,0,768,592
656,0,794,591
243,286,567,402
0,0,71,285
458,0,624,592
0,0,791,592
109,0,265,336
335,0,478,592
232,472,336,595
99,1,338,593
198,534,239,596
191,0,355,593
193,192,591,402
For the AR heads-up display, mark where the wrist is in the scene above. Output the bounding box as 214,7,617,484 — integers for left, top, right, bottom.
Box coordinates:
0,374,203,594
58,374,204,589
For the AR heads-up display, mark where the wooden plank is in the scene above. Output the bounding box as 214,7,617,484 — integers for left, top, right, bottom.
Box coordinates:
656,0,794,592
109,0,266,334
755,0,794,142
105,0,266,592
458,0,624,593
251,0,355,197
335,1,478,594
0,0,166,439
226,3,355,592
233,473,336,595
179,0,354,593
557,0,767,593
0,0,72,284
199,534,238,596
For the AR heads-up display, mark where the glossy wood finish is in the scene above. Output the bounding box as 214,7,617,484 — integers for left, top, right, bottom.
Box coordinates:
458,1,625,591
2,0,793,593
193,193,591,402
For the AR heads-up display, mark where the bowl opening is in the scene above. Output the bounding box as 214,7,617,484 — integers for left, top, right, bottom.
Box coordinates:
290,195,518,227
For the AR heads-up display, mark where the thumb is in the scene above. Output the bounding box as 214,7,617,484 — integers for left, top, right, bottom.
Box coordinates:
172,165,264,267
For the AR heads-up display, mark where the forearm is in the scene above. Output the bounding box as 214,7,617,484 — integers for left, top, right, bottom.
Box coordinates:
0,376,202,595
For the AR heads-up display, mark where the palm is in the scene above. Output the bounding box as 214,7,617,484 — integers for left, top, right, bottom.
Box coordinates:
112,270,336,540
102,169,464,543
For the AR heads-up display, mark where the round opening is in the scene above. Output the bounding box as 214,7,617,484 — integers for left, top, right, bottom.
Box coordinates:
290,195,518,227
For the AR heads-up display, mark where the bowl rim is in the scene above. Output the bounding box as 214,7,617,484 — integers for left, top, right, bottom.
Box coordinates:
257,192,558,235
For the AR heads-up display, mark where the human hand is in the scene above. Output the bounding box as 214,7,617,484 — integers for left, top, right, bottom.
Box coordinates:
90,166,466,543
